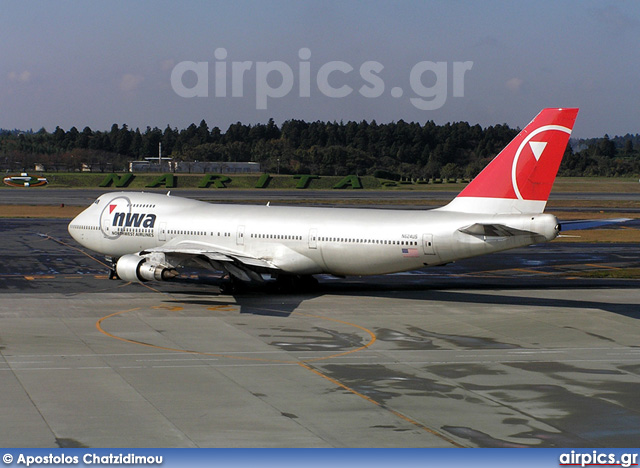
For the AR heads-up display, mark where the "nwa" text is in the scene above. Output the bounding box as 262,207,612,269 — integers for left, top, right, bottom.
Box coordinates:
112,212,157,228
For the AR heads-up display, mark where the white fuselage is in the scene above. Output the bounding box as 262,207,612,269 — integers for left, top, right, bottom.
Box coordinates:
68,192,559,277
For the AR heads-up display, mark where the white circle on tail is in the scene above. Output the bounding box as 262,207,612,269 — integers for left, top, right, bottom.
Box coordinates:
511,125,571,200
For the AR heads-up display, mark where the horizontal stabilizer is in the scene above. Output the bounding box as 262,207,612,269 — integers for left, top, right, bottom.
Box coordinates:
559,218,632,231
458,223,536,237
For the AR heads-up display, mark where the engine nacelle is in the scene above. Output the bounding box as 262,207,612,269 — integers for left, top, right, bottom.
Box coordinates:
115,254,178,282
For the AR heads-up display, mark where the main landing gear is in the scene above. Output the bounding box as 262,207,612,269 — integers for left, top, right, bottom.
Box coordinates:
274,274,319,292
218,274,319,294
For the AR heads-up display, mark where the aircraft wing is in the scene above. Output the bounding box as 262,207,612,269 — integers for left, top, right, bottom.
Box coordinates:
141,239,279,282
558,218,632,231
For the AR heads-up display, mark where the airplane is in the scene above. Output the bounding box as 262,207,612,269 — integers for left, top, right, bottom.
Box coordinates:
68,108,606,291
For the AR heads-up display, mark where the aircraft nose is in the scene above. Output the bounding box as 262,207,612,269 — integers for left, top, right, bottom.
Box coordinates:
68,207,93,245
68,212,82,242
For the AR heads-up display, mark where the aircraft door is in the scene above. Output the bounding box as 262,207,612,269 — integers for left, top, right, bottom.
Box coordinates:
237,225,245,246
159,222,167,241
308,228,317,249
101,215,111,236
422,233,435,255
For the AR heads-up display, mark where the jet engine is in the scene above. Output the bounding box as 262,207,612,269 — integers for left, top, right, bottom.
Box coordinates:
115,254,179,282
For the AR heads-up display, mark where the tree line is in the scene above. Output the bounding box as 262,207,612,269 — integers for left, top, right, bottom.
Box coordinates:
1,119,639,178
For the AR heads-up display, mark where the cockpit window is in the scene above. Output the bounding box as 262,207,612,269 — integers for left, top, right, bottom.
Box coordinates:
94,199,100,205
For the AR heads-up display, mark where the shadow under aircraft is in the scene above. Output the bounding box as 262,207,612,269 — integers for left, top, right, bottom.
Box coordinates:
159,265,640,320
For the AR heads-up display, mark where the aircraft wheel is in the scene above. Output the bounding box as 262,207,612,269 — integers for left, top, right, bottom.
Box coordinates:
275,274,318,292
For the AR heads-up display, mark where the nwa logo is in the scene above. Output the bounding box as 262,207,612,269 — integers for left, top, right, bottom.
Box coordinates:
111,209,156,228
511,124,572,201
100,196,156,239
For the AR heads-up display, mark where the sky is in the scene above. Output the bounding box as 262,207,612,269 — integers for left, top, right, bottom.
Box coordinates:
2,0,639,138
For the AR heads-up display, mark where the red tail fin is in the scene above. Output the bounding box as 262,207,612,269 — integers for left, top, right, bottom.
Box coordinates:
443,108,579,214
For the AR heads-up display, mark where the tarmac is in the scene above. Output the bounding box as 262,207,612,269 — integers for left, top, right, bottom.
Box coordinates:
1,199,639,447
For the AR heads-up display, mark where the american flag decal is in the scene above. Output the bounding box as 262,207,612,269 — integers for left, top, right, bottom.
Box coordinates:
402,248,419,257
